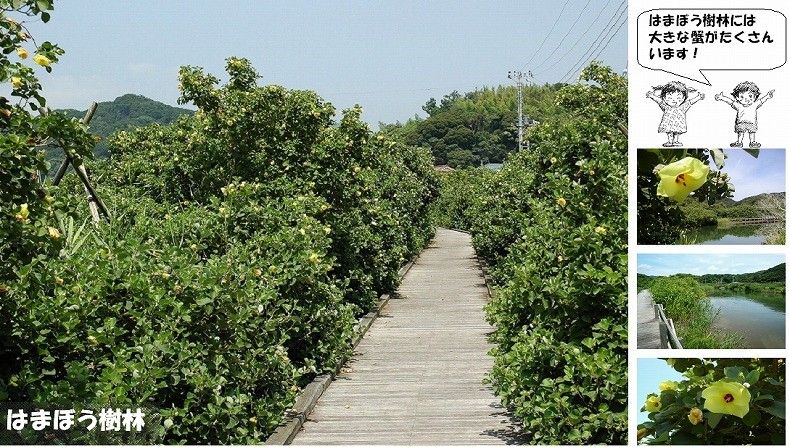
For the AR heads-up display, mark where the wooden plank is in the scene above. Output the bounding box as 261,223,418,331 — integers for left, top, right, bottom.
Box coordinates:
290,228,519,445
637,290,663,349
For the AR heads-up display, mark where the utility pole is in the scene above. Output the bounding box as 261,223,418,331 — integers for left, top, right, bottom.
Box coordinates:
508,70,532,151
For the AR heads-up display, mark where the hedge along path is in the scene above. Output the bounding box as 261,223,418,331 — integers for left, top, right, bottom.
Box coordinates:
289,228,520,445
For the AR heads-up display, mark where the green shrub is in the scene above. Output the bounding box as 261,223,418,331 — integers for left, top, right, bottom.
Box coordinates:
437,63,628,444
2,54,438,443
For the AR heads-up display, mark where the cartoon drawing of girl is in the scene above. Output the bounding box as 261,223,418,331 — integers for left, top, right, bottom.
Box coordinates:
646,81,705,147
715,81,774,149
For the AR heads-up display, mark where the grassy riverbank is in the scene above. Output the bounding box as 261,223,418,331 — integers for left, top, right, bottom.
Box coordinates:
648,277,745,349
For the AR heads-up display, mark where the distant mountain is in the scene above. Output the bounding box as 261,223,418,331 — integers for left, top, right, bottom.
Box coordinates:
640,263,786,284
719,192,785,208
45,94,193,175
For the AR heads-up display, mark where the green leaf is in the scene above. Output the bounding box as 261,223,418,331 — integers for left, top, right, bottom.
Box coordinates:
706,412,723,428
745,369,760,385
742,409,762,427
743,148,760,158
724,366,746,381
671,431,703,445
764,401,785,419
708,148,726,169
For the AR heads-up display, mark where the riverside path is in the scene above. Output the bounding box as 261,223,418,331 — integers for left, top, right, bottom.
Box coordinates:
290,228,521,445
637,289,663,349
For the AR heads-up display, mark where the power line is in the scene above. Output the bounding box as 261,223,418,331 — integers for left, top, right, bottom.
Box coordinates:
561,12,627,83
553,2,627,83
533,0,624,76
558,7,627,84
519,0,572,71
530,0,594,72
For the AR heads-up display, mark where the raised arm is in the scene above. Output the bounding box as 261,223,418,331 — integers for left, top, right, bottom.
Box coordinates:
646,90,662,105
689,92,705,105
756,89,775,108
714,92,735,106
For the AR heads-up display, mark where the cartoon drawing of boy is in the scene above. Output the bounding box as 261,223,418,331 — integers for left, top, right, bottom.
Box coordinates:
715,81,774,148
646,81,704,147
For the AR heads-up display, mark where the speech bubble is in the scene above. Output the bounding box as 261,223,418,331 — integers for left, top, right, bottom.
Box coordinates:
637,9,787,85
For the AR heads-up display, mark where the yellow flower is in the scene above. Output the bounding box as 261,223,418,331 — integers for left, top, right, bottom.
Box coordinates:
659,380,679,392
161,272,171,280
702,381,751,418
656,157,709,203
252,268,262,277
16,47,28,59
33,54,51,67
644,395,661,412
16,203,29,221
550,157,557,163
55,277,64,286
87,335,98,345
48,227,61,239
594,226,607,235
556,197,567,207
309,253,320,264
688,407,704,425
11,76,22,88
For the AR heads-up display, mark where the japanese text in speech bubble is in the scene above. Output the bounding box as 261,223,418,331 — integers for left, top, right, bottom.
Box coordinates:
637,9,787,85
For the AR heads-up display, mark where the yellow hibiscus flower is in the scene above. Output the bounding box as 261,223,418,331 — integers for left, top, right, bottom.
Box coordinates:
33,54,51,67
656,157,710,203
701,381,751,418
688,407,704,425
658,380,679,392
644,395,661,412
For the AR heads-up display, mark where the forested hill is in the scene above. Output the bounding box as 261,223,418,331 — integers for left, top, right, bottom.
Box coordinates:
639,263,786,285
58,94,193,159
380,83,568,168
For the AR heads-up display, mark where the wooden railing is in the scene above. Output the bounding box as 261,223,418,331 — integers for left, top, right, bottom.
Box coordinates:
728,216,784,225
654,303,683,349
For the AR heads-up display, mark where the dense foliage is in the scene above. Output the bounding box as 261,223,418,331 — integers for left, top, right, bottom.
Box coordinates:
434,62,627,444
639,358,785,445
1,7,438,441
382,84,566,167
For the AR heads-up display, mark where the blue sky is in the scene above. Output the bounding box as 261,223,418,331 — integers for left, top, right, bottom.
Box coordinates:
638,253,785,276
720,149,785,201
637,358,685,425
15,0,627,128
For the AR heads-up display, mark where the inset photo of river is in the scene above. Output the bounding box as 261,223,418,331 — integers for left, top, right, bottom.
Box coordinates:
637,254,786,349
637,149,786,245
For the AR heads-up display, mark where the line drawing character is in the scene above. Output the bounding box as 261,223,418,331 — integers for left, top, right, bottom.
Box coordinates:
646,81,704,147
715,81,774,149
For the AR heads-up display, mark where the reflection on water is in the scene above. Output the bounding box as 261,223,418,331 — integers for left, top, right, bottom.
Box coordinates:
710,293,785,348
682,224,770,245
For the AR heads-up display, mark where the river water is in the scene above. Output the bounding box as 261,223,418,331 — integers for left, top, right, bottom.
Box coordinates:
681,224,769,245
709,292,785,348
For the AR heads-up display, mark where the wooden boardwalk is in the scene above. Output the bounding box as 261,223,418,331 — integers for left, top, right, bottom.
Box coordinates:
637,290,662,349
291,228,521,445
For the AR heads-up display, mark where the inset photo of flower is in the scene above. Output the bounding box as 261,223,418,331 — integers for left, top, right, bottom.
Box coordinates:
637,358,785,445
637,148,786,245
637,254,785,349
